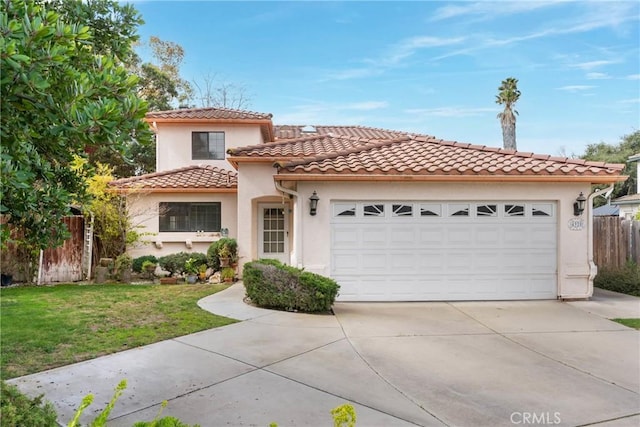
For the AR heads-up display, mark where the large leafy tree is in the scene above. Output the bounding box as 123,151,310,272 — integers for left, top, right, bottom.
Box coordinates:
582,130,640,201
496,77,521,151
0,0,150,266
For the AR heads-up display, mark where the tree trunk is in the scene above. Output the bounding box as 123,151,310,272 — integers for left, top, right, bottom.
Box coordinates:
502,121,517,151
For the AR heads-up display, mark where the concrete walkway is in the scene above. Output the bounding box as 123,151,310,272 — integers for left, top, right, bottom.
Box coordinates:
9,285,640,427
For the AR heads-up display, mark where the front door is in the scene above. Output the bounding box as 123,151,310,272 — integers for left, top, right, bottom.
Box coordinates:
258,204,289,264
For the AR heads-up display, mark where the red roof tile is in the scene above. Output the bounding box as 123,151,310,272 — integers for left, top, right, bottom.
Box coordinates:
228,134,405,158
268,135,625,180
111,165,237,191
274,125,409,140
146,107,272,121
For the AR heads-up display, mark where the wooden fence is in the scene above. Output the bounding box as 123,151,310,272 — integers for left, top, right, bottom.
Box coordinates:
593,217,640,269
1,216,85,283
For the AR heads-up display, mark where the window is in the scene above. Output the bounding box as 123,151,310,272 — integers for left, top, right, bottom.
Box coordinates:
392,204,413,217
192,132,225,160
532,203,553,217
476,204,497,217
449,204,470,217
159,202,221,232
334,203,356,217
420,204,441,217
505,204,525,217
364,204,385,217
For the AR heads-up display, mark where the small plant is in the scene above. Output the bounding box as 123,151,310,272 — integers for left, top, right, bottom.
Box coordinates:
207,238,238,271
132,255,158,273
141,260,157,279
184,258,200,275
331,404,357,427
114,253,133,281
221,267,235,282
0,381,58,426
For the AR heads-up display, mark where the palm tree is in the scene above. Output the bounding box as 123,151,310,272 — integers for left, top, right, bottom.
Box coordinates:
496,77,521,151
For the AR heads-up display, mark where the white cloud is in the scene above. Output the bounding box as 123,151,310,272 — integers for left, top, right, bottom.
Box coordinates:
569,60,618,70
618,98,640,104
405,107,497,118
556,85,595,92
586,72,611,80
627,74,640,80
383,36,466,65
430,1,560,22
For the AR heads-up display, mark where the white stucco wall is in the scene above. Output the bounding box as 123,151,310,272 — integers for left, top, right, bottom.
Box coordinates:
126,191,237,258
292,181,593,299
155,123,264,172
236,163,292,269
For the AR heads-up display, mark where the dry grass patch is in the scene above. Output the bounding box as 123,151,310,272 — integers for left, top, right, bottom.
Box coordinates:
0,283,237,379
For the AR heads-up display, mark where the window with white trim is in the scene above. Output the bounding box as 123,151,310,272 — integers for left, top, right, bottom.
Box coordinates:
449,204,470,217
392,204,413,217
192,132,225,160
334,203,356,217
532,203,553,217
505,204,525,217
159,202,221,232
477,204,498,217
364,204,385,217
420,204,441,217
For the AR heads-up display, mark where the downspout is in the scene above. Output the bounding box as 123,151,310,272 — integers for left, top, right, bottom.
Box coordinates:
587,184,614,294
274,179,302,267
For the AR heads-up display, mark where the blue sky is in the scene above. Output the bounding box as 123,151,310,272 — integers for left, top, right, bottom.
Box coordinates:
132,1,640,157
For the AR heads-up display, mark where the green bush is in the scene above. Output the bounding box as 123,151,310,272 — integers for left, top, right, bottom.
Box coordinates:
158,252,206,276
206,238,238,271
243,259,339,312
132,255,158,273
0,381,58,427
595,261,640,296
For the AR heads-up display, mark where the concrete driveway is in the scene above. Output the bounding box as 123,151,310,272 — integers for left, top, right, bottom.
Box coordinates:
9,285,640,427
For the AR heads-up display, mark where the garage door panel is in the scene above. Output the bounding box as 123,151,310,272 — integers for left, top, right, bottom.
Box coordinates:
331,201,557,301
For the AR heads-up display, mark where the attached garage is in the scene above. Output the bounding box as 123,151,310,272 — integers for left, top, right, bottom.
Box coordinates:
331,201,557,301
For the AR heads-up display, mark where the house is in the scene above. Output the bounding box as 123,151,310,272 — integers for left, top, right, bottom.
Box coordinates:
111,107,626,301
609,153,640,220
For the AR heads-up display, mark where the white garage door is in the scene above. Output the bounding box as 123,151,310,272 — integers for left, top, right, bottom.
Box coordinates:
331,201,557,301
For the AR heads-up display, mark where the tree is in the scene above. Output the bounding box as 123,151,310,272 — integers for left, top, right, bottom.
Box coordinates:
192,72,251,109
496,77,521,151
0,0,150,274
582,130,640,201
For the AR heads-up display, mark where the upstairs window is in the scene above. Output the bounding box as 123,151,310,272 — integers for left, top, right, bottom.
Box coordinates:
192,132,225,160
159,202,221,232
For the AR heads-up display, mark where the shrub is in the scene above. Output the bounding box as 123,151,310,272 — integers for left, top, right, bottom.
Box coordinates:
206,238,238,271
0,381,58,427
132,255,158,273
595,261,640,296
158,252,206,276
243,259,339,312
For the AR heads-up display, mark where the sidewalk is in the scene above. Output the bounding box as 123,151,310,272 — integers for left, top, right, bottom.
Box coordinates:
567,287,640,319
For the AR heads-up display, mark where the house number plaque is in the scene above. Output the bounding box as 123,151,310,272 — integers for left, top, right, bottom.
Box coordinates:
567,218,585,231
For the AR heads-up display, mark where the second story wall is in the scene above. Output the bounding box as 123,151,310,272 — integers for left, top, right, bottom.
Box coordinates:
156,123,265,172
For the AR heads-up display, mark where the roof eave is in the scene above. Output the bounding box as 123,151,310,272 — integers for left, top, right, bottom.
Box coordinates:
272,174,628,183
112,187,237,194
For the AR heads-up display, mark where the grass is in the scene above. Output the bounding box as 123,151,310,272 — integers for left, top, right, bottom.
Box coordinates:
612,318,640,330
0,283,237,380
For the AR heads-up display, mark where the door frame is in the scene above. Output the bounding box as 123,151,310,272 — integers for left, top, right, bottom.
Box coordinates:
257,203,290,264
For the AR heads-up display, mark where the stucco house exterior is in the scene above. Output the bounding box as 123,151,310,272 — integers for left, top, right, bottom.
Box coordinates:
112,107,626,302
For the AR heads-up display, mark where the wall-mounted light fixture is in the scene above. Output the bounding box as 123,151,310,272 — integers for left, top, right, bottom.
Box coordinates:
573,192,586,216
309,191,319,216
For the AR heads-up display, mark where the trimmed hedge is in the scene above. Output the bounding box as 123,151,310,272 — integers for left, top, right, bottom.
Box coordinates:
132,255,158,273
158,252,207,275
243,259,339,312
595,262,640,297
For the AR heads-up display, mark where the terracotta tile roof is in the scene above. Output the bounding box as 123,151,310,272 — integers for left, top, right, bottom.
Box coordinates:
146,107,272,121
269,135,625,181
145,107,275,142
228,134,402,158
110,165,237,192
274,125,409,140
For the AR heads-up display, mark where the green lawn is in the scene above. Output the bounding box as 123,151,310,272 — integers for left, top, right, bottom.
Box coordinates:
0,283,237,379
612,318,640,330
